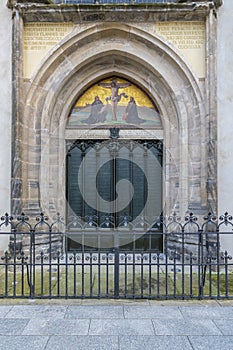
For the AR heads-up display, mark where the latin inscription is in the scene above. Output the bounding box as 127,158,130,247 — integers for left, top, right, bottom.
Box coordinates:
24,23,73,78
155,21,206,77
156,21,205,50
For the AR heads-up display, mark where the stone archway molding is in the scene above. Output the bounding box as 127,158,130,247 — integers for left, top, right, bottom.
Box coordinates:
18,23,206,220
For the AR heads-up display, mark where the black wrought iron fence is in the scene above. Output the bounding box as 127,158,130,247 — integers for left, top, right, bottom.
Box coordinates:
53,0,179,4
0,212,233,299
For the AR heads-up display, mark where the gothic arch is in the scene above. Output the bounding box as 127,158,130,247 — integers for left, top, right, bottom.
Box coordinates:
19,23,206,219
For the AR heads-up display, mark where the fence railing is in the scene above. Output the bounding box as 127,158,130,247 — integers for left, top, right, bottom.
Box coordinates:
0,212,233,299
53,0,179,4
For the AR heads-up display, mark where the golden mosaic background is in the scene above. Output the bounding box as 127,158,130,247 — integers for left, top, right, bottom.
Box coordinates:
75,78,154,108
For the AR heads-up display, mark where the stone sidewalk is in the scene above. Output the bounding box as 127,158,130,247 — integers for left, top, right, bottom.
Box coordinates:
0,299,233,349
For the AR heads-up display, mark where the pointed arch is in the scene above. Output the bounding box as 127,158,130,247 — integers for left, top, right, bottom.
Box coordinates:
19,23,206,218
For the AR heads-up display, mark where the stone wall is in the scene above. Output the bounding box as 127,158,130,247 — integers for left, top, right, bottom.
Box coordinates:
0,1,12,251
0,1,226,253
9,3,217,225
217,0,233,255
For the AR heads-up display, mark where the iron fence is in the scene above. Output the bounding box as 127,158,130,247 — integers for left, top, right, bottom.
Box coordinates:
0,212,233,299
53,0,179,4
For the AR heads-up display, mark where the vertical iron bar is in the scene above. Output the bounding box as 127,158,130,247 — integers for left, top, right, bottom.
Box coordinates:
149,251,152,299
173,254,176,298
98,247,101,298
33,232,36,298
132,236,136,298
73,252,77,297
181,232,185,299
81,234,85,299
90,252,93,297
40,252,44,296
21,253,24,297
157,254,160,298
106,252,109,298
65,248,68,298
29,230,35,298
225,251,229,298
124,252,127,298
140,253,144,298
198,230,203,299
216,230,220,299
209,255,212,297
13,229,17,297
165,233,168,299
49,231,52,298
190,252,193,298
5,251,8,297
57,253,60,297
114,248,119,299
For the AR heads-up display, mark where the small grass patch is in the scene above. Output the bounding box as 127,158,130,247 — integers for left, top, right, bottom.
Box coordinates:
0,265,233,299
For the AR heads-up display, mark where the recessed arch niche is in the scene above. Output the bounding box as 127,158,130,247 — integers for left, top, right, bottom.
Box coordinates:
16,23,207,222
67,76,162,129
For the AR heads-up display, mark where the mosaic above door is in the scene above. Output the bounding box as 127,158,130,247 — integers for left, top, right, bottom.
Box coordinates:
67,77,162,129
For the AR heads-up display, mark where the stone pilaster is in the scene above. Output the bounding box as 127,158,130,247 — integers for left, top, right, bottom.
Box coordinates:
11,8,24,215
206,8,218,214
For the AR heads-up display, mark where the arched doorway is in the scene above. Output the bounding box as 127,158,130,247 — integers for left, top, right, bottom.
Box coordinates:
18,23,206,227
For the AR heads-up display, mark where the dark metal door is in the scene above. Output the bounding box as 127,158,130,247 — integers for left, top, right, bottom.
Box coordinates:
66,138,163,253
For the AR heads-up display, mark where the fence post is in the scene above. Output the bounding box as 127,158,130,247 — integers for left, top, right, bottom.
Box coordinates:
29,230,35,298
198,229,204,299
114,247,119,298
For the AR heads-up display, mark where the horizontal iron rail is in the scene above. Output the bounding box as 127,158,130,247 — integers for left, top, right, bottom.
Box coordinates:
53,0,180,4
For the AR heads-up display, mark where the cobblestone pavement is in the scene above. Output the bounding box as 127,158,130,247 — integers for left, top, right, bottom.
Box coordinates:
0,299,233,349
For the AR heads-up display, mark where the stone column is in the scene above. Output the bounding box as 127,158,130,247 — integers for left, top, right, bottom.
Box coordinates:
12,7,24,215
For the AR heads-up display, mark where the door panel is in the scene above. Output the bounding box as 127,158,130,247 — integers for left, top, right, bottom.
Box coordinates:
66,139,163,251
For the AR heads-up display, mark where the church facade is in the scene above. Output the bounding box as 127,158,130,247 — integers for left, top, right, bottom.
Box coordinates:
0,0,232,253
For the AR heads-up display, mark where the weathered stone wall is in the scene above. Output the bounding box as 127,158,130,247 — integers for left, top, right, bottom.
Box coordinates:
0,1,12,250
217,0,233,255
20,23,205,219
0,1,225,255
7,2,217,225
0,0,232,263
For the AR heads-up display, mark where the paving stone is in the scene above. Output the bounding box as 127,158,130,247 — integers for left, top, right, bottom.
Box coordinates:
0,306,13,318
189,335,233,350
124,305,183,319
0,336,49,350
213,319,233,335
6,305,67,319
65,305,124,319
22,318,90,335
0,319,29,335
89,319,154,335
149,300,209,306
45,336,118,350
1,302,233,349
218,301,233,307
180,305,233,319
152,319,222,335
119,335,193,350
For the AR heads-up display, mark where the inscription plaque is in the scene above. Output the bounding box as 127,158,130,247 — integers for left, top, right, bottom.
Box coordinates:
24,22,73,79
155,21,206,78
